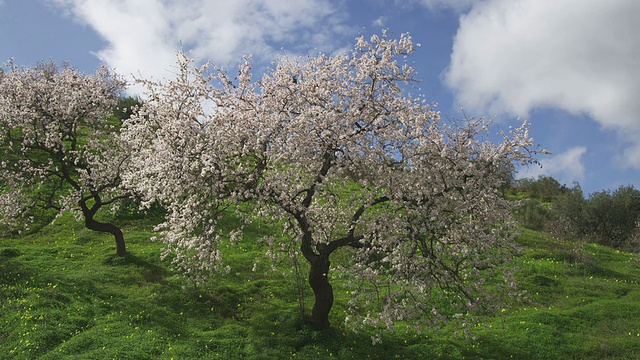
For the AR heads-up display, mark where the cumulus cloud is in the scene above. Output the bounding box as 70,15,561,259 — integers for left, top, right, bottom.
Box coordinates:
517,146,587,184
443,0,640,167
48,0,351,87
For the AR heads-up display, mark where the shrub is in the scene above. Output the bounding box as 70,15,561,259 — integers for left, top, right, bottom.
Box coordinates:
516,175,568,202
553,184,640,250
584,186,640,248
514,199,553,231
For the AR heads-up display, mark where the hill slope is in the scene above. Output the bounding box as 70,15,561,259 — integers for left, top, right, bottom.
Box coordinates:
1,215,640,359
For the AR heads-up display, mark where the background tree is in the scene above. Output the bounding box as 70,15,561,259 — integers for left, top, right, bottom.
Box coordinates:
0,61,130,256
513,175,569,231
584,186,640,248
515,175,567,202
546,183,640,250
124,33,539,332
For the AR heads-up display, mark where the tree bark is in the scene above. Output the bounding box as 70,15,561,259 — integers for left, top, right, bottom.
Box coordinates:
85,216,127,256
308,253,333,330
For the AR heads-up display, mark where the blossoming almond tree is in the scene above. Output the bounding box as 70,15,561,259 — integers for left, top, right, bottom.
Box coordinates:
124,32,540,331
0,61,130,256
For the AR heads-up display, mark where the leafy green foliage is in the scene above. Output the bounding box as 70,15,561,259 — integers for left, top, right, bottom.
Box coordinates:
515,176,569,202
514,176,640,252
584,186,640,248
554,184,640,250
514,198,553,231
512,176,570,232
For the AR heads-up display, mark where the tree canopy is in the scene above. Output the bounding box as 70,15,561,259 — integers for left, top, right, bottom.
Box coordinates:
122,32,540,331
0,60,131,255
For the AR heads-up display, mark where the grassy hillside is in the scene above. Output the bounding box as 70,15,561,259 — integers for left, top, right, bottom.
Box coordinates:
1,214,640,359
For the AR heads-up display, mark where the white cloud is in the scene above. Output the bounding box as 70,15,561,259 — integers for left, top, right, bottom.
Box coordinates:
517,146,587,184
443,0,640,167
372,16,387,27
48,0,351,89
622,143,640,169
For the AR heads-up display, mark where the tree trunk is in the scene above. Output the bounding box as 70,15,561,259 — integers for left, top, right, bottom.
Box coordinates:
308,254,333,330
85,217,127,256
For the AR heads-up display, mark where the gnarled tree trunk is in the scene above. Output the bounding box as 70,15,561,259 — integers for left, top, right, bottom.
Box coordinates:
85,216,127,256
308,253,333,330
80,196,127,256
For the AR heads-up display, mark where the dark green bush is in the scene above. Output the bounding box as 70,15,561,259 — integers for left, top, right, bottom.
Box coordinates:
516,175,568,202
514,199,553,230
554,184,640,250
585,186,640,248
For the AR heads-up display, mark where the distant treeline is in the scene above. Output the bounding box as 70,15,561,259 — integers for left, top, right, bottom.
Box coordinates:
512,175,640,251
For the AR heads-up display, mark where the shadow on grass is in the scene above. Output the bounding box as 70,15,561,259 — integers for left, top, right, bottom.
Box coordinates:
102,252,169,283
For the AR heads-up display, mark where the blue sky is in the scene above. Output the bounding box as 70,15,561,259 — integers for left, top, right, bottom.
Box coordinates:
1,0,638,195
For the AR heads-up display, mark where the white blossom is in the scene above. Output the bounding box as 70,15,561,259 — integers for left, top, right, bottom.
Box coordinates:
0,60,130,255
123,32,540,331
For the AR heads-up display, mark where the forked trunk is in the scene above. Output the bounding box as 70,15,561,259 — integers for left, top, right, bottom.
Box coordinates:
308,254,333,330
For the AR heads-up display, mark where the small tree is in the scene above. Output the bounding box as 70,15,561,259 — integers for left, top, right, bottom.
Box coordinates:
546,183,585,239
0,61,130,256
124,33,539,332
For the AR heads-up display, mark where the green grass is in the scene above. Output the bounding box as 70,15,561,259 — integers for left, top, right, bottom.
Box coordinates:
2,217,640,359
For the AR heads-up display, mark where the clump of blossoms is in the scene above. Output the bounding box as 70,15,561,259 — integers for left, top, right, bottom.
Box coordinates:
123,31,540,332
0,60,130,255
